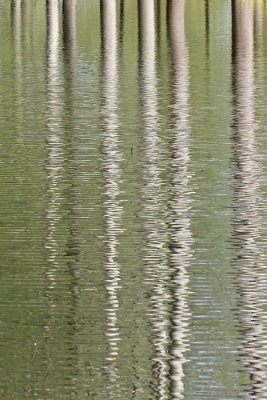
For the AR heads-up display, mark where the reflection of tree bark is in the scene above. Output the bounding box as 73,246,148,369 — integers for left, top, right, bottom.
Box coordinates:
254,0,264,44
101,0,122,395
205,0,210,58
11,0,23,135
21,0,31,53
63,0,76,64
45,1,63,382
232,1,267,397
119,0,124,47
62,0,79,271
11,0,22,68
11,0,22,43
62,0,79,270
138,1,170,398
44,2,81,394
62,0,82,388
46,0,61,285
156,0,161,44
167,1,192,399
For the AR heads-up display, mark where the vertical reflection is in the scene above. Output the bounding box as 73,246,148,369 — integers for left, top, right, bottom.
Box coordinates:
205,0,210,58
45,0,62,301
21,0,31,50
139,1,170,398
62,0,79,261
254,0,264,43
44,0,63,387
119,0,124,46
63,0,76,66
11,0,23,131
167,1,192,399
62,0,78,232
232,0,267,397
156,0,161,42
11,0,22,51
101,0,122,391
62,0,81,383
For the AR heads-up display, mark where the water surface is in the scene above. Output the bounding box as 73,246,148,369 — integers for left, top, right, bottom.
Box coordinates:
0,0,266,399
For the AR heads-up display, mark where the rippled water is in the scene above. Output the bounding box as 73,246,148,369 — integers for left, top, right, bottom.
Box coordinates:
0,0,266,399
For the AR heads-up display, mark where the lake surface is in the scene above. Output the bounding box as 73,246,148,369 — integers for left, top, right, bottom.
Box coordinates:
0,0,266,398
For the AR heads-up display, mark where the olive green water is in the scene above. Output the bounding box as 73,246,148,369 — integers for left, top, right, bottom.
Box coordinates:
0,0,266,399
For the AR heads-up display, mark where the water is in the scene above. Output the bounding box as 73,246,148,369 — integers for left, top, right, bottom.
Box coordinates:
0,0,266,398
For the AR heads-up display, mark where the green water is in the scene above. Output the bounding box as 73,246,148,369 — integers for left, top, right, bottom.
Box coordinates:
0,0,266,398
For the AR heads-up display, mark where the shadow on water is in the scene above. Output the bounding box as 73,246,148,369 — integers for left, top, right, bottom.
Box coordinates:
231,0,267,398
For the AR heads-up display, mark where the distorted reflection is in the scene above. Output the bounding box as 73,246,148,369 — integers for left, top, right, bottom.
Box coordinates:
232,0,267,397
119,0,124,46
61,2,83,394
139,1,170,398
254,0,264,42
45,0,62,291
62,0,79,267
101,0,122,392
2,0,267,398
43,1,65,391
21,0,32,52
167,0,192,398
11,0,22,47
11,0,23,132
62,0,81,344
205,0,210,57
63,0,76,66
